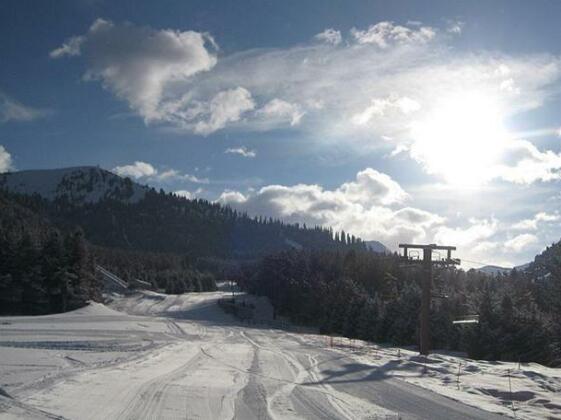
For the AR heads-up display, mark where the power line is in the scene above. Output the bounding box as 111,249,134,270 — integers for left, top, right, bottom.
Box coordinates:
460,258,510,267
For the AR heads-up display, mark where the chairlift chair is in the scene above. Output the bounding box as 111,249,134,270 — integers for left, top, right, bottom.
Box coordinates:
409,250,420,260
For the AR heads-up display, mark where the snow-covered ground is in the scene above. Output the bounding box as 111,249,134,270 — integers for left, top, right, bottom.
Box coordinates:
0,287,559,419
321,337,561,420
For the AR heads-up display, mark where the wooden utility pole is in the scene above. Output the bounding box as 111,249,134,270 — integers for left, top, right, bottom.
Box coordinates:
399,243,460,355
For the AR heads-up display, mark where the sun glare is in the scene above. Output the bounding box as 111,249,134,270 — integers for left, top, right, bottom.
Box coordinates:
410,91,508,186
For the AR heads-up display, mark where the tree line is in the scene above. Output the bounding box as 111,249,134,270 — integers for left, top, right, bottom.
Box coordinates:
44,188,366,258
239,248,561,367
0,191,100,314
0,184,365,313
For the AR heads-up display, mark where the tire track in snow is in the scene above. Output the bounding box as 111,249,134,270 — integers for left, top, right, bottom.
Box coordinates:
114,326,248,420
0,394,70,420
165,319,188,338
240,330,311,419
22,341,202,420
115,346,208,419
234,345,271,420
228,330,356,418
239,329,396,419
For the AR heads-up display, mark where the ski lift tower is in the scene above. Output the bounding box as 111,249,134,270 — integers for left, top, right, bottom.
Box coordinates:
399,243,460,355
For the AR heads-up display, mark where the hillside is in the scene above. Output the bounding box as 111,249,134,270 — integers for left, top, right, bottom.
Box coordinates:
0,166,366,310
531,241,561,276
0,166,365,260
365,240,391,254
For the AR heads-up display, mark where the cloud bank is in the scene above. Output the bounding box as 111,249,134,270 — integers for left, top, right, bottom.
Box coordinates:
45,20,455,136
218,168,438,247
218,168,549,265
53,19,561,187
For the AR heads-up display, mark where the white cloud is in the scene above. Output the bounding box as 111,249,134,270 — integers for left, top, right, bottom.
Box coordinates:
181,22,558,148
314,28,342,46
504,233,539,253
215,167,552,264
155,169,209,184
338,168,409,206
154,169,180,181
218,190,247,205
388,144,409,157
51,18,217,122
446,20,464,35
182,174,209,184
192,87,255,135
350,21,436,48
433,218,498,248
0,92,49,123
56,19,561,187
352,95,420,125
112,161,209,184
217,168,440,248
49,35,84,58
499,78,520,94
112,161,157,179
225,146,256,158
174,188,203,199
256,98,304,127
493,140,561,184
0,145,13,172
174,190,193,199
511,211,560,231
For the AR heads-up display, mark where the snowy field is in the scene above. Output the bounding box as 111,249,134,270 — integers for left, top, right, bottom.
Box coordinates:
0,287,559,420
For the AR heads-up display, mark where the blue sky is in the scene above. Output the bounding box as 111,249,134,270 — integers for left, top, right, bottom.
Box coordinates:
2,0,561,267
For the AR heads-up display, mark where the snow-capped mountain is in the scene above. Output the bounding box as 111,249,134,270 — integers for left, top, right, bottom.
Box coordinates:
0,166,149,204
476,265,512,275
476,262,530,276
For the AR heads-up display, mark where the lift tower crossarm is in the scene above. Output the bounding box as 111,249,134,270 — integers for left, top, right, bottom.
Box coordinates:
398,244,456,250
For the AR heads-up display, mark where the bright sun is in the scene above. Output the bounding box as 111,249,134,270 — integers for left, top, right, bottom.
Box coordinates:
410,91,508,186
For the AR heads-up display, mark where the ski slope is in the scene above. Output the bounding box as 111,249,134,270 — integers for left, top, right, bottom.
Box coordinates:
0,288,559,419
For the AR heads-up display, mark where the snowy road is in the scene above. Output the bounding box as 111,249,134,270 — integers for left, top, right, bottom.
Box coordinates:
1,289,555,419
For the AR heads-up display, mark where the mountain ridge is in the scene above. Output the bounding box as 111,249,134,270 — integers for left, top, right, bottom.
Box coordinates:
0,166,366,259
476,262,531,276
0,166,149,205
364,240,391,254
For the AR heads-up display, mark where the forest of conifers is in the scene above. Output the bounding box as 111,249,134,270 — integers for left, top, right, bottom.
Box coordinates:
239,248,561,367
1,185,560,367
0,192,100,314
0,187,358,313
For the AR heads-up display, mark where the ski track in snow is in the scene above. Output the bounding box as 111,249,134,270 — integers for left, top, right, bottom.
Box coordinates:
0,289,558,419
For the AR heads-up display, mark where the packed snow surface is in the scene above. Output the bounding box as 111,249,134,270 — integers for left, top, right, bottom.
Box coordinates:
1,288,559,419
